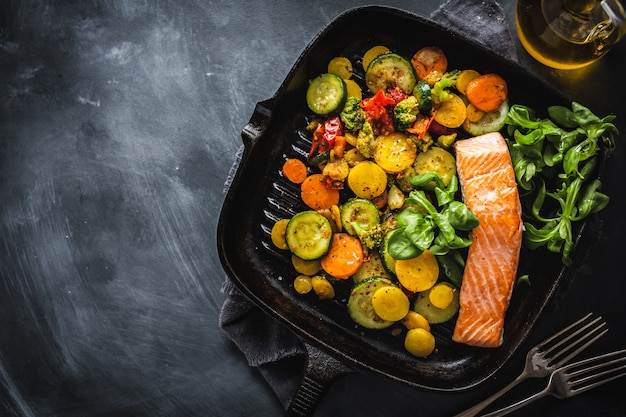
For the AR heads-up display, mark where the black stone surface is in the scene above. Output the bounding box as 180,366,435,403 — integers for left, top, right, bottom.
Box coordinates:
1,1,625,416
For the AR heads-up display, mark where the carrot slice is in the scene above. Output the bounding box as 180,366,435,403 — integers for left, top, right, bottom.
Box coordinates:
282,158,308,184
411,46,448,84
465,73,508,112
320,233,364,279
300,173,340,210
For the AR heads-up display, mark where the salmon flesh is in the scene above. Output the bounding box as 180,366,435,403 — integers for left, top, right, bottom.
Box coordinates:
452,132,522,348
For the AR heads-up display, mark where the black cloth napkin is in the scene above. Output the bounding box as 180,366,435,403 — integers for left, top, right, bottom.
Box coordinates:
219,0,517,409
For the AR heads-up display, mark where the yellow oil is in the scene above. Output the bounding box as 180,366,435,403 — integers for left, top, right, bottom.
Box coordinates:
516,0,618,69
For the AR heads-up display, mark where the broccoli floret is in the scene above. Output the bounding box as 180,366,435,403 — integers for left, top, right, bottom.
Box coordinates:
431,69,461,103
392,96,420,131
356,120,376,158
351,221,384,252
340,96,366,132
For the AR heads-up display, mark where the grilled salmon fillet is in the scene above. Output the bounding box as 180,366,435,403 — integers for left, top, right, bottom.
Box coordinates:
452,132,522,348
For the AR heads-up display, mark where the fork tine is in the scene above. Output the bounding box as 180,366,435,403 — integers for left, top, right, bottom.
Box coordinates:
538,313,607,368
564,349,626,395
536,313,597,348
549,324,608,368
480,350,626,417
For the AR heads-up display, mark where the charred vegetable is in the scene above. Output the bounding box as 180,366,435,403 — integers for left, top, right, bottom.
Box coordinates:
365,53,417,95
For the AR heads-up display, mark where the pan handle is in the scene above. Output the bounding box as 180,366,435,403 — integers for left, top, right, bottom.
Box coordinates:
284,342,353,417
241,97,276,147
223,97,276,193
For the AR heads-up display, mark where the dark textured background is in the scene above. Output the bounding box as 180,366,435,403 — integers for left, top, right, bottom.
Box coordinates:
1,1,624,416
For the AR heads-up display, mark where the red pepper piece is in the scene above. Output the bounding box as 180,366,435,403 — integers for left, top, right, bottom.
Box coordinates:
321,115,342,153
360,90,396,135
387,86,409,104
308,115,344,158
406,113,433,139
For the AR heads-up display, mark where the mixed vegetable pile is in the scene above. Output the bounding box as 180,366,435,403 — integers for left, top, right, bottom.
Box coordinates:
270,44,617,358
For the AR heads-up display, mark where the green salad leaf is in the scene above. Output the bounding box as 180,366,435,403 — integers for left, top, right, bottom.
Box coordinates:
504,102,617,266
387,173,480,261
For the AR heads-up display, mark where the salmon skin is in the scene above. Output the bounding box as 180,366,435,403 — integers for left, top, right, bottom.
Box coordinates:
452,132,522,348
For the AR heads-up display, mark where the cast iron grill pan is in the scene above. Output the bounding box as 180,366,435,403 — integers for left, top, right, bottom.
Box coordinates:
218,5,595,406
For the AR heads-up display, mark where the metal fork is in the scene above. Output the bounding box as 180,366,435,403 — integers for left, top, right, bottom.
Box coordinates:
454,313,607,417
481,348,626,417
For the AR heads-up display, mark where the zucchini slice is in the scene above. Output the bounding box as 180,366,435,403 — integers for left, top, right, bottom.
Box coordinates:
285,211,333,260
413,282,460,324
306,73,347,115
340,198,380,236
381,211,399,235
365,53,417,95
462,99,509,136
379,229,399,276
352,251,393,284
413,146,457,190
347,277,397,329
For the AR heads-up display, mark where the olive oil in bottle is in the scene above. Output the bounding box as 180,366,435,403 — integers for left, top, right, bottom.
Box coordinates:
515,0,626,69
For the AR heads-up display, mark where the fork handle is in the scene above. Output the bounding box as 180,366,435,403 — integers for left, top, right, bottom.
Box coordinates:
479,388,550,417
453,373,527,417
